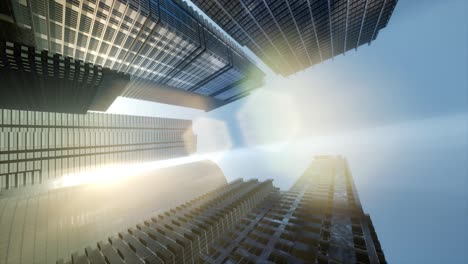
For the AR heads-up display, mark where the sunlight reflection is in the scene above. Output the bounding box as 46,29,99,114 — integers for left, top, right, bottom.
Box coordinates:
52,152,225,189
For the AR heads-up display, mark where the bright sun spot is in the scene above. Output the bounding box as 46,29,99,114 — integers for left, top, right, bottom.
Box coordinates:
52,152,225,189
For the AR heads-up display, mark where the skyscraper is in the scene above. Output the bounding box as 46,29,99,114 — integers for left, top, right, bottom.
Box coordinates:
202,156,386,263
192,0,398,76
0,108,196,191
1,0,265,112
0,161,228,264
56,156,385,263
58,178,277,264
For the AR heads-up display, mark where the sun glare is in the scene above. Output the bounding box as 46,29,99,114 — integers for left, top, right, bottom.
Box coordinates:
52,152,225,189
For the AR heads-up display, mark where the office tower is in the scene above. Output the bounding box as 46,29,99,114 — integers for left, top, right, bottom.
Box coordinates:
1,0,265,112
0,161,228,264
192,0,398,76
0,108,196,191
55,177,276,264
202,156,386,263
56,156,385,263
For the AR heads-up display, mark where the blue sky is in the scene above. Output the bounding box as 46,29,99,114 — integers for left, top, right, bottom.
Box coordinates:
109,0,468,262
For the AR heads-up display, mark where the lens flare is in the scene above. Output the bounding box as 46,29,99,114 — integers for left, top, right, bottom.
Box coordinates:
192,117,233,153
237,84,301,148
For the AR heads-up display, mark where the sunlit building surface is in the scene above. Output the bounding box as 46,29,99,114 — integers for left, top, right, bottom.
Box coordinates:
0,161,227,264
192,0,398,76
55,156,385,263
1,0,265,111
0,109,196,191
55,177,276,264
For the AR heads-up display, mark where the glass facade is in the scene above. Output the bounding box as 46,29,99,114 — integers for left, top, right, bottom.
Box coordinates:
0,109,196,191
6,0,265,109
192,0,398,76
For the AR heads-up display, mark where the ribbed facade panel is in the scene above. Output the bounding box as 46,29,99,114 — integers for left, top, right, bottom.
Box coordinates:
56,178,277,264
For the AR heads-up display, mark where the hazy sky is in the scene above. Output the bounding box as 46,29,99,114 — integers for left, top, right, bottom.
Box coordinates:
109,0,468,262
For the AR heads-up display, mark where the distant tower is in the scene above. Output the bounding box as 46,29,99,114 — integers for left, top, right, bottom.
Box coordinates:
56,156,386,263
202,156,386,263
